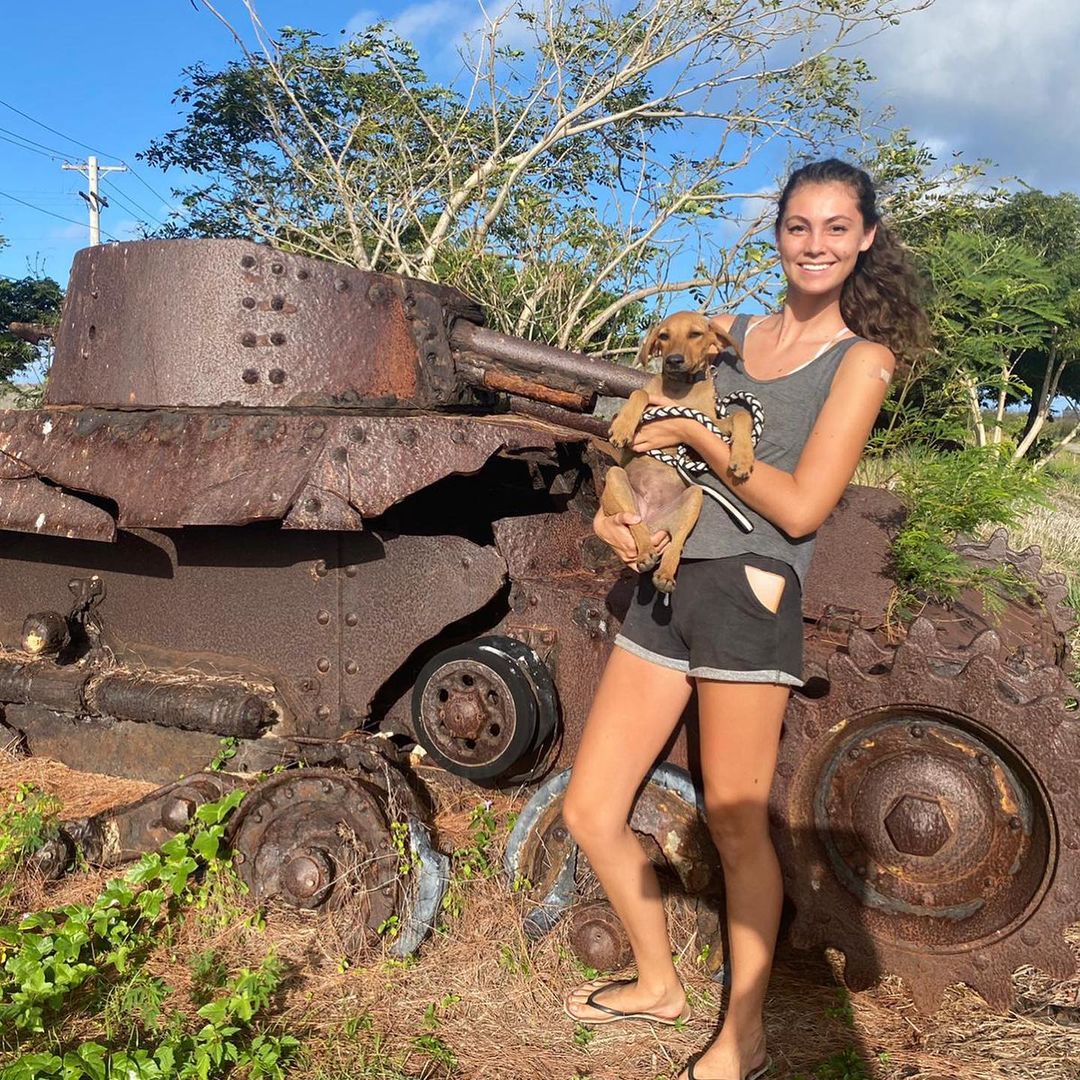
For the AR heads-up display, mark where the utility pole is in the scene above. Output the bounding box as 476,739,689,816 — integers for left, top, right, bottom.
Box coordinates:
62,156,127,245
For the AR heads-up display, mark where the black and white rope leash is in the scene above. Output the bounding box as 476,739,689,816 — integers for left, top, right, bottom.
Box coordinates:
639,390,765,533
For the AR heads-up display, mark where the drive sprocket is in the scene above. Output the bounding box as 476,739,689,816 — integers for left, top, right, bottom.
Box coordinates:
771,617,1080,1013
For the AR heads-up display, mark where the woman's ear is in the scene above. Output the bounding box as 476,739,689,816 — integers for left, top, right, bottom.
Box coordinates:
859,223,878,253
636,326,660,368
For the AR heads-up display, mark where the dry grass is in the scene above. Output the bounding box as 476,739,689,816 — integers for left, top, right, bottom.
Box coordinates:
2,759,1079,1080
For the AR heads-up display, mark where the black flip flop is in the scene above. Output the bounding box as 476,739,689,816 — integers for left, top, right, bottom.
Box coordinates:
685,1051,772,1080
562,978,691,1026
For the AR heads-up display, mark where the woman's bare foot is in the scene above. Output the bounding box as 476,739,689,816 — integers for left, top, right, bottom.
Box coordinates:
677,1030,768,1079
563,977,689,1025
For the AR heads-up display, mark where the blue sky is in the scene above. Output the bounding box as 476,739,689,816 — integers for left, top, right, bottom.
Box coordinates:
1,0,1077,285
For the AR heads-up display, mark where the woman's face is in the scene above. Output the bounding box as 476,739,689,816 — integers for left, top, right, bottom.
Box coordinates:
776,180,877,298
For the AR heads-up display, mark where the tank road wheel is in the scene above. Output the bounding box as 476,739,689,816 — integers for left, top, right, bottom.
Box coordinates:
772,618,1080,1013
227,768,448,957
504,764,723,968
412,635,558,782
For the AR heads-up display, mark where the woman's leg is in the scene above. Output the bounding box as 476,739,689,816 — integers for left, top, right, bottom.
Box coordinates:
561,646,694,1022
678,679,788,1079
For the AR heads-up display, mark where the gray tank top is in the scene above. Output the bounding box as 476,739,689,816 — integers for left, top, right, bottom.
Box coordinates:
680,313,864,585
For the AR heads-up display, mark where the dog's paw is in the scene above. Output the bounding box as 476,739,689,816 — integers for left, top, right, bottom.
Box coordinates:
635,551,660,573
652,570,676,594
729,456,754,481
608,419,637,449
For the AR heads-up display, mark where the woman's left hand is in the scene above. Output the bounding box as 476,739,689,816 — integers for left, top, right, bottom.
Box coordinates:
631,416,700,453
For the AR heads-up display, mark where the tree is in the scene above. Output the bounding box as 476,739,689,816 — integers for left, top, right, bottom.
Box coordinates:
987,191,1080,462
144,0,935,355
0,274,64,386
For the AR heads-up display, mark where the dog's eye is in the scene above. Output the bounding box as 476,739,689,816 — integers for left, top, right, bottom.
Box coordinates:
658,332,669,340
688,331,702,338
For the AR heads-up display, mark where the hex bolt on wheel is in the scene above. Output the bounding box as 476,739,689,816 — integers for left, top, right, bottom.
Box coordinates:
412,635,558,782
227,768,448,957
772,618,1080,1013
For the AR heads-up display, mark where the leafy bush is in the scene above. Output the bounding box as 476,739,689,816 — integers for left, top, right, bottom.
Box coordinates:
891,446,1045,609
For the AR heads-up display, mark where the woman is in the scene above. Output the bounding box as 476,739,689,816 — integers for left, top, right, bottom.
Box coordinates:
561,159,926,1080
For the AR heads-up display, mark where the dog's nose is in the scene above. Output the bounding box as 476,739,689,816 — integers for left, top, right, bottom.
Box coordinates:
664,354,686,368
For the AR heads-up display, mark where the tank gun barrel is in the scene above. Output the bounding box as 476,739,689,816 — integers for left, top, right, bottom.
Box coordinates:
450,321,647,411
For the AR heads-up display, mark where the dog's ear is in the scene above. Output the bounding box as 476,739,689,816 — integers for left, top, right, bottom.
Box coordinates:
636,325,661,368
706,323,740,362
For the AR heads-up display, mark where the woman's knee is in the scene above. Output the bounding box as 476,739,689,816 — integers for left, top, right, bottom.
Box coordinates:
702,795,770,861
562,784,623,847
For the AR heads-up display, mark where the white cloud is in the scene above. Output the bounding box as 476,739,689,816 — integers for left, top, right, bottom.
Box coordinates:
860,0,1080,190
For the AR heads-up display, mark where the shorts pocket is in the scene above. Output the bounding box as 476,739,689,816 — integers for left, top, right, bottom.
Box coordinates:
739,563,787,617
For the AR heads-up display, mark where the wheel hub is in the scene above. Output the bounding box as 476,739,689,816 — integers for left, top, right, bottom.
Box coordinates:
817,717,1036,926
228,769,398,933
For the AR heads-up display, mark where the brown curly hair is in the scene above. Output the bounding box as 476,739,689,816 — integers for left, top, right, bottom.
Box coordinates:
776,159,928,367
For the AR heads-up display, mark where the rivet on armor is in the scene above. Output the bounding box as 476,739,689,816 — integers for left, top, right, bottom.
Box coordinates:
270,261,284,275
270,296,285,311
270,332,286,346
978,753,991,766
240,254,256,269
305,421,327,439
350,425,366,443
345,660,358,675
331,447,348,463
1009,816,1023,831
345,565,358,578
848,747,862,760
461,556,472,569
315,705,331,720
268,368,286,384
345,613,358,627
398,427,418,446
316,610,330,625
450,429,466,444
242,296,256,309
241,332,257,347
297,268,310,280
314,560,328,577
334,278,349,292
317,657,331,673
909,724,924,738
305,497,321,513
241,368,259,384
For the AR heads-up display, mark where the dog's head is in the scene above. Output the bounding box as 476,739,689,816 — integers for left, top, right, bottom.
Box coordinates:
636,311,738,379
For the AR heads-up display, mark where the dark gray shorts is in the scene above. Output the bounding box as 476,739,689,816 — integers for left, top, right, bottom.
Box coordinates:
614,554,803,685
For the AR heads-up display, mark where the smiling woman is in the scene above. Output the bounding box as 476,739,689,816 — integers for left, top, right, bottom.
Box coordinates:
564,159,929,1080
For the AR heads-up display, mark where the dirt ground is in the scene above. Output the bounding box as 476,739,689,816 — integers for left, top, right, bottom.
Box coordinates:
1,756,1078,1080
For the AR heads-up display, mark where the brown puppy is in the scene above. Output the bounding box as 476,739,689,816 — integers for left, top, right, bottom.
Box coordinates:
603,311,755,593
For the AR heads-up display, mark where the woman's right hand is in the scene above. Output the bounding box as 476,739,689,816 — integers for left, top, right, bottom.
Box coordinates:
592,508,669,568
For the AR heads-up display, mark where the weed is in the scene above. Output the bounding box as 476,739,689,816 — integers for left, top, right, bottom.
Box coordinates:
572,1022,596,1047
825,988,855,1026
413,1032,458,1069
791,1046,872,1080
208,736,239,772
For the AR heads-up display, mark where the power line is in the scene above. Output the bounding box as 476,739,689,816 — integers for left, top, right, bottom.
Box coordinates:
0,96,178,215
0,188,120,242
0,95,115,160
0,127,68,160
100,176,166,228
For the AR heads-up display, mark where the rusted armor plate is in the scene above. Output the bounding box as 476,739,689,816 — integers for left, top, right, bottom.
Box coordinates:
48,240,483,410
0,475,115,542
803,485,903,631
0,526,504,739
0,409,581,535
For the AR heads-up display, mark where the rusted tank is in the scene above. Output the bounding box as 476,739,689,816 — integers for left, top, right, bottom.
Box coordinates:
0,239,1076,1012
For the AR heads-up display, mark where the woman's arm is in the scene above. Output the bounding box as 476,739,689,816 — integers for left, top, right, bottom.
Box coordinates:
630,339,895,538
